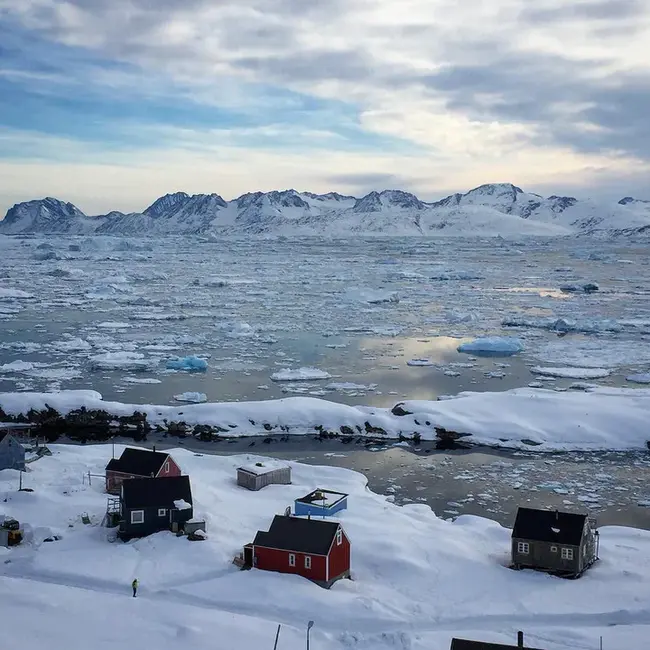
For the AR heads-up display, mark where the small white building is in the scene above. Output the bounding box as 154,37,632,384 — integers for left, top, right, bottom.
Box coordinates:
237,460,291,491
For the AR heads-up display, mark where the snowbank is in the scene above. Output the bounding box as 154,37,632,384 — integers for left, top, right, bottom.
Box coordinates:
1,387,650,450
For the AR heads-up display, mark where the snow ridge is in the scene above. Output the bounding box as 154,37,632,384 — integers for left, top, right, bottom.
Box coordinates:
2,184,649,238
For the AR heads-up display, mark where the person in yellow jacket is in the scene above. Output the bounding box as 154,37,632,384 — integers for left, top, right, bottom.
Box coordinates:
132,578,138,597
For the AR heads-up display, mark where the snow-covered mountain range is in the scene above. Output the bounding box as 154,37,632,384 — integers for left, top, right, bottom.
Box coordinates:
2,183,649,237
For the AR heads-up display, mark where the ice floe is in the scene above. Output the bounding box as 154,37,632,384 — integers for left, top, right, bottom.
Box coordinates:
271,367,332,381
457,336,524,357
173,391,208,403
531,366,611,379
90,352,158,372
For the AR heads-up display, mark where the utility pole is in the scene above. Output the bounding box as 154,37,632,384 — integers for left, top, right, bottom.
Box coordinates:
306,620,314,650
272,624,281,650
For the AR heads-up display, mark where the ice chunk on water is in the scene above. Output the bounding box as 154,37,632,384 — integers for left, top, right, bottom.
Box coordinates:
407,359,436,367
626,373,650,384
531,366,611,379
271,367,332,381
165,356,208,372
90,352,158,372
174,392,208,403
344,288,399,304
457,336,523,357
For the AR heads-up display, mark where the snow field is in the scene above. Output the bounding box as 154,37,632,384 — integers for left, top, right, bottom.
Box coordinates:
2,445,650,650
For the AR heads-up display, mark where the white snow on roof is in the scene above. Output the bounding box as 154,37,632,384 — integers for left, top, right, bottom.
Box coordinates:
238,460,290,475
173,499,192,510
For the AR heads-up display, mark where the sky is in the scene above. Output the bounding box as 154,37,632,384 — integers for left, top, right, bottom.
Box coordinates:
0,0,649,216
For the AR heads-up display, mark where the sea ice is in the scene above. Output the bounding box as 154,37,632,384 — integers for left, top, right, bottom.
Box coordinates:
344,288,399,304
531,367,611,379
0,288,33,299
0,360,37,372
271,367,332,381
90,352,158,372
165,356,208,372
457,336,524,357
174,392,208,403
626,373,650,384
407,359,436,367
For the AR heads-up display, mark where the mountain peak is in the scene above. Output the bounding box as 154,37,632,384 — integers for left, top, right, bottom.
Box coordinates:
143,192,191,217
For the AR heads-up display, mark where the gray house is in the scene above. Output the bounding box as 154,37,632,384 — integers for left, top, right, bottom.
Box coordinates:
237,461,291,491
0,429,26,472
511,507,599,578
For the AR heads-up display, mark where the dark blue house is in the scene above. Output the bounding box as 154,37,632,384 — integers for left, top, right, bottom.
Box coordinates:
117,475,194,541
294,489,348,518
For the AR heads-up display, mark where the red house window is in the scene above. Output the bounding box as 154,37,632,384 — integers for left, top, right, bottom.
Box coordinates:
289,554,296,567
304,556,312,569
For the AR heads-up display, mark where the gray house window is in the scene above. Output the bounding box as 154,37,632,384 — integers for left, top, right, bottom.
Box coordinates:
517,542,530,554
131,510,145,524
551,545,558,552
158,508,167,517
561,547,574,560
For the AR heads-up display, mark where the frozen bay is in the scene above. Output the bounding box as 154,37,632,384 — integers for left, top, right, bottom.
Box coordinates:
1,234,650,404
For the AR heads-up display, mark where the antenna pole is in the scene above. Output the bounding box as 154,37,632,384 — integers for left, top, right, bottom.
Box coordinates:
273,624,281,650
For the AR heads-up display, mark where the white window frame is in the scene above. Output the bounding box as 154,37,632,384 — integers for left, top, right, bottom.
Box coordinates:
304,556,312,569
288,553,296,567
517,542,530,555
131,510,144,524
336,529,343,546
561,547,574,560
164,461,170,473
550,545,558,553
158,508,167,517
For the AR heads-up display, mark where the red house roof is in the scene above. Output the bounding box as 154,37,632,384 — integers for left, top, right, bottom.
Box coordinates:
253,515,341,555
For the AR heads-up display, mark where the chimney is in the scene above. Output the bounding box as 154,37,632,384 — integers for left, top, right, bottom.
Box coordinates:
152,445,156,453
517,631,524,648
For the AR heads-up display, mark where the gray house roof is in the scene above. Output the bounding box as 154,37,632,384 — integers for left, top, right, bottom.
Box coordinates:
512,507,587,545
451,639,545,650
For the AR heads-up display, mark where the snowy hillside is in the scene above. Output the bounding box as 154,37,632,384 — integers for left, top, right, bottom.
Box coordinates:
3,445,650,650
2,184,649,237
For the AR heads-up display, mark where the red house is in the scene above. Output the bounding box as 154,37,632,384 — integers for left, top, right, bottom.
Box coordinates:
243,514,351,588
105,447,181,495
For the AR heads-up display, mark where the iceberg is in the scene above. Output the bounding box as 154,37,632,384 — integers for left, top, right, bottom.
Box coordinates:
457,336,524,357
174,392,208,403
270,367,332,381
407,359,436,367
165,356,208,372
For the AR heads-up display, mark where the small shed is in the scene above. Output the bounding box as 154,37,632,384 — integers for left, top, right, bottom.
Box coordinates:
237,461,291,491
451,631,544,650
242,514,351,588
0,429,26,472
294,488,348,518
511,507,599,578
117,475,194,541
105,447,181,494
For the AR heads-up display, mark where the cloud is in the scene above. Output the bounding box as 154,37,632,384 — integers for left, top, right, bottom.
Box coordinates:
0,0,649,212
